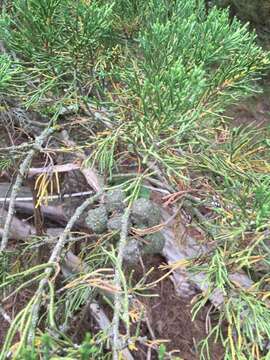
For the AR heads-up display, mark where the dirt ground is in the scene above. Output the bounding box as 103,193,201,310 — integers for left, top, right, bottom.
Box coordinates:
229,80,270,127
131,255,224,360
74,255,224,360
0,288,34,347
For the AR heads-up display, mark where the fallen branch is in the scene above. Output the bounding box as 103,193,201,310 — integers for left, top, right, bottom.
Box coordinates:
0,208,64,241
90,301,134,360
0,190,94,203
12,202,66,224
0,208,35,240
161,209,254,307
28,163,80,178
0,182,94,224
0,183,33,201
0,124,56,252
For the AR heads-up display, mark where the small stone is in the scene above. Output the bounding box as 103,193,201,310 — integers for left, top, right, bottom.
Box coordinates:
131,198,161,227
123,238,141,265
107,215,123,231
85,205,108,234
105,189,125,213
142,232,165,255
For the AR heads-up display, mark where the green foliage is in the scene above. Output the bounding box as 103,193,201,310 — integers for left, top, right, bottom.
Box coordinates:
158,343,167,360
0,156,13,171
109,0,148,35
13,332,103,359
0,0,115,107
0,54,21,93
125,1,268,135
79,333,100,360
113,0,270,185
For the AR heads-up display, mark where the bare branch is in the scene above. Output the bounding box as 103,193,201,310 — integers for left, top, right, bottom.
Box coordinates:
0,125,56,252
28,163,81,178
90,301,134,360
0,305,11,324
0,209,64,241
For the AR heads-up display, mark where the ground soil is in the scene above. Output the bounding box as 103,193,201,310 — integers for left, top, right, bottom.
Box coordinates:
229,80,270,127
0,288,34,347
75,255,225,360
129,255,224,360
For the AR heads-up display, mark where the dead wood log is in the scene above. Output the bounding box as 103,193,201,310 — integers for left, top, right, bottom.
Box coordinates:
0,182,95,225
0,208,64,241
161,209,254,307
0,208,35,240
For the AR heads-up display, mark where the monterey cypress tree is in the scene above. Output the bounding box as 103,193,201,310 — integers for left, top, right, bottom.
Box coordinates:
0,1,270,359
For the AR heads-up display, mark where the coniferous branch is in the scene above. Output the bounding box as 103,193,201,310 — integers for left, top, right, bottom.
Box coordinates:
0,1,270,358
112,207,131,359
0,191,103,358
27,190,103,345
